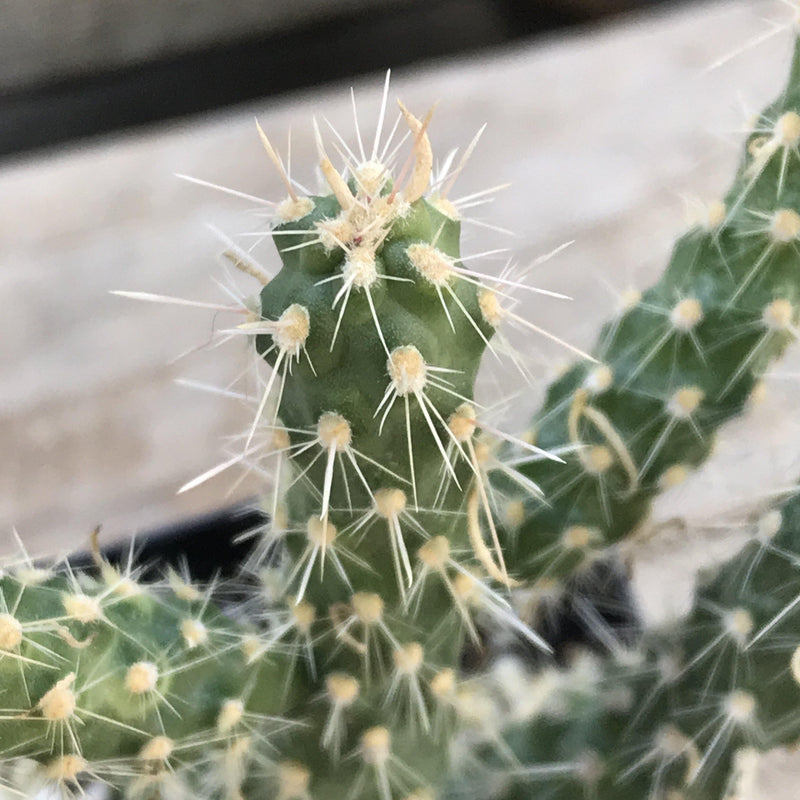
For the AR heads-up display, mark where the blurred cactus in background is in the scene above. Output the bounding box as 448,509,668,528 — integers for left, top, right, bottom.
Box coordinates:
3,16,800,800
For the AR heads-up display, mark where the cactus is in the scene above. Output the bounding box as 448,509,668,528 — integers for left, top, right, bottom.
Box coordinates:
0,92,549,798
450,492,800,800
501,38,800,587
4,18,800,800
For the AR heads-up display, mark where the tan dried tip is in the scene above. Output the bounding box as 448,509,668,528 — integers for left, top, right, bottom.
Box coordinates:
374,487,407,518
277,761,311,800
417,535,450,569
306,515,337,547
725,608,753,646
448,403,477,443
397,101,433,203
584,445,614,475
667,386,704,419
791,645,800,685
749,135,769,157
139,735,174,762
670,298,703,332
44,755,87,782
726,690,756,723
776,112,800,147
271,427,292,451
352,592,384,624
38,673,77,721
62,593,102,624
763,298,794,331
771,209,800,243
320,156,356,211
584,364,613,395
748,380,768,408
290,599,317,633
406,243,454,287
361,726,391,765
217,699,245,733
655,725,691,757
0,613,23,650
659,464,689,489
393,642,424,674
472,440,491,465
181,618,208,649
478,287,503,328
561,525,594,550
317,412,352,451
326,672,360,706
274,303,310,351
343,247,379,288
388,345,428,395
429,668,456,698
273,502,289,532
125,661,159,695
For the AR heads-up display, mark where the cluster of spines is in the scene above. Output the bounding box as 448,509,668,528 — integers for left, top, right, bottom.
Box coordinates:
8,26,800,800
450,493,800,800
2,82,569,800
198,82,588,799
496,38,800,606
0,550,301,800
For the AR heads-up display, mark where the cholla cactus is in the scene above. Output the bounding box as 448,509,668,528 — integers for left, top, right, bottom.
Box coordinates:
447,28,800,800
452,493,800,800
0,86,551,799
4,22,800,800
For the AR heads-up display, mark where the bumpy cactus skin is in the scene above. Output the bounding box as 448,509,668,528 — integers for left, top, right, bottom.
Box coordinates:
449,34,800,800
504,37,800,591
0,103,518,799
455,492,800,800
0,565,291,791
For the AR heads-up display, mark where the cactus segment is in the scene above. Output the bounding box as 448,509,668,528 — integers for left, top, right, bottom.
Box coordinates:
450,490,800,800
500,35,800,589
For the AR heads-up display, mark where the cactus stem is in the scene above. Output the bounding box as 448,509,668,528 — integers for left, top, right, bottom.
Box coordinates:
388,642,430,731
